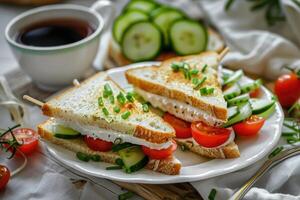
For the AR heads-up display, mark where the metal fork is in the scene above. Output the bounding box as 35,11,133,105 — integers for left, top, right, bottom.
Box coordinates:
231,146,300,200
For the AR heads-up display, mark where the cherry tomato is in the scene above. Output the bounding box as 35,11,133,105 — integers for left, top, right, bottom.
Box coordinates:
274,73,300,108
250,88,260,98
0,165,10,190
191,122,231,148
233,115,265,137
84,136,113,152
142,140,177,160
4,128,39,155
163,113,192,138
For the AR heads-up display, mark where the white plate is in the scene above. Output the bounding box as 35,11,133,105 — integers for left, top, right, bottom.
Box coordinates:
47,62,284,184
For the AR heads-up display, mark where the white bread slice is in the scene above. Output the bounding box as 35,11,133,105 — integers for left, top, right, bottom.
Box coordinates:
108,28,225,66
38,119,181,175
125,52,228,124
42,72,175,144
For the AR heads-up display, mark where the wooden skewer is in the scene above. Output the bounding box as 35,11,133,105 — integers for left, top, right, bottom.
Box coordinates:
218,47,230,61
73,79,80,87
23,95,44,107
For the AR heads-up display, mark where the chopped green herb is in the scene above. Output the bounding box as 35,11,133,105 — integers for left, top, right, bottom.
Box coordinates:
142,103,149,112
106,165,122,170
115,158,124,166
190,69,199,75
121,111,131,119
118,191,134,200
114,106,121,113
98,97,104,107
208,188,217,200
103,83,113,98
268,146,284,159
200,87,214,95
171,62,182,72
102,107,109,116
194,76,207,90
201,64,208,73
76,152,90,162
90,155,101,162
109,95,115,104
126,92,134,102
117,92,126,105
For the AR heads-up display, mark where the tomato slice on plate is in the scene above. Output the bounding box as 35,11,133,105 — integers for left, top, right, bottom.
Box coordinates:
250,88,260,98
163,113,192,138
191,122,231,148
233,115,265,137
0,165,10,190
84,136,113,152
142,140,177,160
4,128,39,155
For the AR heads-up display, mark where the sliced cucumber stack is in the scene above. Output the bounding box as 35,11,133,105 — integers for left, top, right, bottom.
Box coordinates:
121,21,162,62
257,103,276,119
223,69,243,86
227,93,250,107
113,10,149,43
150,6,174,19
223,84,241,100
169,19,208,55
124,0,159,14
53,125,81,139
152,9,185,47
250,98,275,115
224,102,252,127
240,79,262,94
118,146,149,173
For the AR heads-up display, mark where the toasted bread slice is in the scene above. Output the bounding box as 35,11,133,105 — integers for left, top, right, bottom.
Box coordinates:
125,52,228,124
42,72,175,144
175,139,240,159
108,28,225,66
38,119,181,175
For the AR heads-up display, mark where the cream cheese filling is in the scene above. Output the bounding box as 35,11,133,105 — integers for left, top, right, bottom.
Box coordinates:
53,118,173,150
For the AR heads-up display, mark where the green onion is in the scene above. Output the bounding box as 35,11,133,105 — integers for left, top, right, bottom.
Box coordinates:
201,64,208,73
76,152,90,162
103,83,113,98
98,97,104,107
200,87,214,95
102,107,109,116
117,92,126,105
268,146,284,159
118,191,134,200
190,69,199,75
114,137,123,145
90,155,101,162
106,166,122,170
194,76,207,90
115,158,124,166
171,62,181,72
109,95,115,104
142,103,149,112
208,188,217,200
121,111,131,120
114,106,121,113
126,92,134,102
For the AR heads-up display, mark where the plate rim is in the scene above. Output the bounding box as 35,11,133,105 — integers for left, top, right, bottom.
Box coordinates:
46,62,284,184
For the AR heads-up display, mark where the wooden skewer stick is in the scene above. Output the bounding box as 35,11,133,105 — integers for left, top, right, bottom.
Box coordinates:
218,47,230,61
23,95,44,107
73,79,80,87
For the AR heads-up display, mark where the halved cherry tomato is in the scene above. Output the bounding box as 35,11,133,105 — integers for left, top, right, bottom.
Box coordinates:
274,73,300,108
191,122,231,148
84,136,113,152
4,128,39,155
163,113,192,138
142,140,177,160
250,88,260,98
233,115,265,137
0,165,10,190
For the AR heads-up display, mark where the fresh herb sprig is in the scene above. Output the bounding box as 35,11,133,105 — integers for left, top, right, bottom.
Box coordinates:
0,124,22,159
281,118,300,144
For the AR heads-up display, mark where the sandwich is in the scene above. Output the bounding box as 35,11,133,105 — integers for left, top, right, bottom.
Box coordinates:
125,52,240,159
37,72,181,175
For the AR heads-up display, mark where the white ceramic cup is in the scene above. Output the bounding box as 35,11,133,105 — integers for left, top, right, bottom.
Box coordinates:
5,1,115,91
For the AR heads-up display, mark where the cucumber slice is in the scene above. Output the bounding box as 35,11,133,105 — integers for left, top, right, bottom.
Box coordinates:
224,102,252,127
113,10,149,43
112,142,134,152
257,103,276,119
227,93,250,107
223,84,241,100
152,9,185,47
118,146,149,173
124,0,158,14
228,106,240,120
240,79,262,94
150,6,175,19
223,70,243,86
121,21,162,62
250,98,275,114
169,19,208,55
53,125,81,139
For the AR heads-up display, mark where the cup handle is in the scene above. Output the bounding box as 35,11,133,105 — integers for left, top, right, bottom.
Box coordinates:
91,0,116,31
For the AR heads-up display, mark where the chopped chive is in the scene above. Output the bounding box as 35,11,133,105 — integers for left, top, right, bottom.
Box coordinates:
76,152,90,162
200,87,214,95
117,92,126,105
192,77,199,85
142,103,149,112
201,64,208,73
190,69,199,75
118,191,134,200
106,165,122,170
194,76,207,90
109,95,115,104
115,158,124,166
268,146,284,159
98,97,104,107
103,83,113,98
114,137,122,145
126,92,134,102
208,188,217,200
114,106,121,113
121,111,131,119
90,155,101,162
102,107,109,116
171,63,181,71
